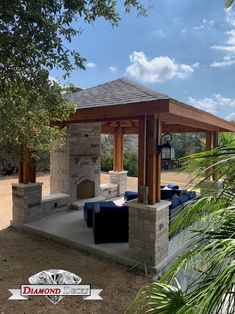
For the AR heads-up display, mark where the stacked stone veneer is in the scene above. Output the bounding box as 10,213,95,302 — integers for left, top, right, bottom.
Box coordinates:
128,200,170,268
50,123,101,203
12,183,43,223
11,183,69,224
109,171,127,196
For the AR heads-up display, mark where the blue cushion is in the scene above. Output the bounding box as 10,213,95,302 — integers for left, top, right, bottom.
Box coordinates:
124,191,138,201
93,205,129,244
180,194,190,204
188,191,196,199
97,205,128,213
170,194,181,209
84,201,117,227
167,182,179,189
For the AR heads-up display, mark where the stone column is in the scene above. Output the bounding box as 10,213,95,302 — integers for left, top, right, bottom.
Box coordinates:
109,171,128,196
11,183,43,224
128,199,170,268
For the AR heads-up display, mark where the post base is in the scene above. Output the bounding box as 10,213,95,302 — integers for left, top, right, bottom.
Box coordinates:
128,199,170,268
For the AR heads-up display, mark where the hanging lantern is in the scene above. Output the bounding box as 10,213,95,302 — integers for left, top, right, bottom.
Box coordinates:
157,133,176,161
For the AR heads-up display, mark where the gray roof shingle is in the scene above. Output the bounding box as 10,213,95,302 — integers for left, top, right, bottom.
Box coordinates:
70,78,169,109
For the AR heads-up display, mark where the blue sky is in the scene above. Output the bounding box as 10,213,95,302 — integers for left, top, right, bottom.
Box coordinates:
50,0,235,121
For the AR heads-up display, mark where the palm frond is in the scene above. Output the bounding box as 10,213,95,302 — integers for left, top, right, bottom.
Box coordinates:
125,280,188,314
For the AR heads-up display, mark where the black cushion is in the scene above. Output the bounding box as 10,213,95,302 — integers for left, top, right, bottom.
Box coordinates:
84,201,117,227
124,191,138,202
93,205,129,244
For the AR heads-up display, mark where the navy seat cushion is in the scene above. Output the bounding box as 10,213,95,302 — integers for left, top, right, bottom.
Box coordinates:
170,194,181,209
124,191,138,201
93,205,129,244
180,193,190,204
161,188,184,200
84,201,117,227
125,188,184,201
188,191,196,199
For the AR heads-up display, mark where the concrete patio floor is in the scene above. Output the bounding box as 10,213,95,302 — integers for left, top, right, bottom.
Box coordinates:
11,196,190,272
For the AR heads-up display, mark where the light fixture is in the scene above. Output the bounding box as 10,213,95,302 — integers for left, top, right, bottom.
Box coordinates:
157,133,176,161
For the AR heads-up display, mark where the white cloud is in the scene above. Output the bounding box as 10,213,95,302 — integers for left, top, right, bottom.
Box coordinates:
226,112,235,121
153,29,166,38
126,51,198,83
212,45,235,53
109,66,118,73
211,56,235,67
193,18,214,31
86,62,96,69
188,94,235,114
211,10,235,66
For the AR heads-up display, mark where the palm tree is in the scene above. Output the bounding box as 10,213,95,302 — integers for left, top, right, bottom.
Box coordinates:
126,134,235,314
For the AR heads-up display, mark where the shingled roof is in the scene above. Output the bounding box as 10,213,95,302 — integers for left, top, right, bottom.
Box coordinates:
70,78,169,109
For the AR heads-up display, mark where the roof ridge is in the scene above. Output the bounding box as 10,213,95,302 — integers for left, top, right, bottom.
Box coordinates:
72,78,121,96
119,77,169,99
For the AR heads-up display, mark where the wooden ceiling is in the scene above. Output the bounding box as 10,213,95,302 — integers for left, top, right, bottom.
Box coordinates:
101,119,206,134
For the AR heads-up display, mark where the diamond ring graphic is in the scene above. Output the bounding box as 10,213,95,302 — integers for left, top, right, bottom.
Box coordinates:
28,269,81,304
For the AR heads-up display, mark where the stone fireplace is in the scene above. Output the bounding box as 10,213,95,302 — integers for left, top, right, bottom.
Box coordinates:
76,179,95,199
50,123,101,203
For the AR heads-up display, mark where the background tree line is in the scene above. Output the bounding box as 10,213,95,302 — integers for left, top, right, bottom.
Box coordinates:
0,132,204,176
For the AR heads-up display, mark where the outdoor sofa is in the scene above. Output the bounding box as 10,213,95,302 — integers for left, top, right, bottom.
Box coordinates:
84,201,128,244
83,183,197,244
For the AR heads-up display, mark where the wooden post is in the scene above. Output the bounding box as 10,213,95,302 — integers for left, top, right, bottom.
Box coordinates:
205,132,212,178
156,117,162,203
113,127,124,172
138,117,145,203
18,145,36,184
146,115,156,204
212,131,219,181
18,145,24,183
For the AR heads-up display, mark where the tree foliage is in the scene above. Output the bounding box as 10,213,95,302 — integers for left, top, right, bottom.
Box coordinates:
226,0,235,8
0,0,147,156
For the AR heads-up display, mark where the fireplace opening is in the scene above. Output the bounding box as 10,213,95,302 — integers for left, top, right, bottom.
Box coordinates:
76,179,95,199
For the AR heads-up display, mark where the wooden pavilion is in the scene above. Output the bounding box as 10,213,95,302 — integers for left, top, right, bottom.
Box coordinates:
19,78,235,205
68,78,235,204
14,78,235,269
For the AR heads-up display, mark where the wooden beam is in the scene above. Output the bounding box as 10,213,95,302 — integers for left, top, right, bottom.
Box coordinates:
162,124,204,133
138,117,145,203
169,100,235,132
69,99,170,123
113,127,124,171
161,112,218,132
212,131,219,181
101,124,138,134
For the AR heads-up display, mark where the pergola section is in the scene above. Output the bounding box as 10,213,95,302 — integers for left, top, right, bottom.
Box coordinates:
68,78,235,204
13,78,235,269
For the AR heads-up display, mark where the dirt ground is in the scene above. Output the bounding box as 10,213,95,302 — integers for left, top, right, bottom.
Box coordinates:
0,171,196,314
